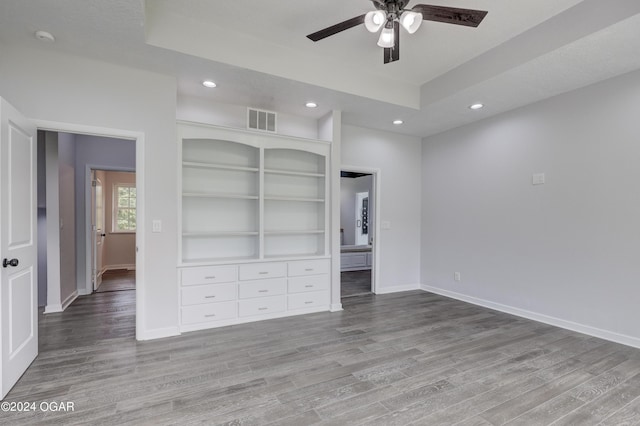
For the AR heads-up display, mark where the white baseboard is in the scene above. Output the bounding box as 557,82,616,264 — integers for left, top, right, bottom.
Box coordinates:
61,290,78,311
43,304,63,314
330,303,343,312
375,283,421,295
136,326,180,341
44,290,79,314
104,264,136,271
421,284,640,349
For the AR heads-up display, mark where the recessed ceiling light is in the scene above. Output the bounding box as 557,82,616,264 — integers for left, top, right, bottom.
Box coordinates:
393,119,404,125
34,30,55,43
469,103,484,110
305,102,318,108
202,80,217,88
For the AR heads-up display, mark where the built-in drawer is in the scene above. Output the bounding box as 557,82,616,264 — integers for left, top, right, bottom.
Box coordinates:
181,265,237,286
288,259,330,277
288,275,329,294
239,262,286,281
238,295,286,317
181,300,237,325
181,283,237,306
239,278,287,299
288,291,329,310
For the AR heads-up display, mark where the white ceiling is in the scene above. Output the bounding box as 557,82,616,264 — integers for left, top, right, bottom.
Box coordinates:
1,0,640,138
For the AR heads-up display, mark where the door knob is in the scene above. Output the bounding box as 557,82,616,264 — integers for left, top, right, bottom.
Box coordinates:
2,258,19,268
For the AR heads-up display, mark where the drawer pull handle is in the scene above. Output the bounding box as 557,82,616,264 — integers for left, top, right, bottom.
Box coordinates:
305,301,313,304
258,290,268,293
204,314,216,318
258,307,268,311
258,272,269,275
205,295,216,299
305,268,314,271
305,285,314,288
204,276,216,279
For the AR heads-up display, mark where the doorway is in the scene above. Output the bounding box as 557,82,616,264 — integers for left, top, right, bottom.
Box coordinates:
91,169,137,293
340,168,379,298
36,132,138,311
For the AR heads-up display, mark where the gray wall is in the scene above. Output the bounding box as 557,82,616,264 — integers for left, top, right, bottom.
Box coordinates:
58,133,77,304
421,69,640,345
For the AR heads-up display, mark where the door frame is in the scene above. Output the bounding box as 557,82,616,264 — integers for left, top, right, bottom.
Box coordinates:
340,165,381,295
34,120,146,341
86,166,136,293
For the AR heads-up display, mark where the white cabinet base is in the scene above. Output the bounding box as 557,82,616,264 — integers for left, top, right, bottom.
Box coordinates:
179,304,329,333
179,258,331,333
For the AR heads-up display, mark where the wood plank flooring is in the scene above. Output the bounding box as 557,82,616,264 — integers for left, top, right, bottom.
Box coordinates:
341,270,372,298
3,290,640,425
96,270,136,293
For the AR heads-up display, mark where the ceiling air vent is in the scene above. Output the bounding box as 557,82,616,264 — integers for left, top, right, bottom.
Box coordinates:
247,108,277,133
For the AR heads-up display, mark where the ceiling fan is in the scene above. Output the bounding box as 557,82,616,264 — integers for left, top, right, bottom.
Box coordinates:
306,0,488,64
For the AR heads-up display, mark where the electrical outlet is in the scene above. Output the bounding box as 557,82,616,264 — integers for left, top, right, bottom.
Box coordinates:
454,272,461,282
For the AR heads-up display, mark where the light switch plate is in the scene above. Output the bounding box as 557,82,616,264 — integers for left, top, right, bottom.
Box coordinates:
381,221,391,230
532,173,545,185
152,220,162,233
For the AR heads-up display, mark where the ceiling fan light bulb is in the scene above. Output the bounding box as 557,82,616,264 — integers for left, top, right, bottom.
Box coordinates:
377,27,395,48
365,10,386,33
400,11,422,34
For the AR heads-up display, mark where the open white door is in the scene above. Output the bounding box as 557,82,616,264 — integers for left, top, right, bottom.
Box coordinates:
0,98,38,399
91,172,104,291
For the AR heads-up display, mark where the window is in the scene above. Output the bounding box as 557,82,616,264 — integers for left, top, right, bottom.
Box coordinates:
113,183,136,232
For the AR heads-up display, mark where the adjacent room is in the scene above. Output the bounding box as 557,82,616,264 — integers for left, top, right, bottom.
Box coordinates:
1,0,640,424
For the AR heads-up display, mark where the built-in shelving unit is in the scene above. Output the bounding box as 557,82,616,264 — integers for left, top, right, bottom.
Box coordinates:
178,122,330,265
177,121,332,333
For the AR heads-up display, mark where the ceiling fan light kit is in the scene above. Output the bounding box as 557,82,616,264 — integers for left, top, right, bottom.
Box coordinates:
364,10,386,32
377,24,395,48
307,0,488,64
399,11,422,34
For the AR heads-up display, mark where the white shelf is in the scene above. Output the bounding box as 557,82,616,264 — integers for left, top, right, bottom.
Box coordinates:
179,124,329,264
264,230,324,235
183,161,259,172
183,192,259,200
264,196,324,203
264,168,324,178
183,231,259,237
263,253,326,260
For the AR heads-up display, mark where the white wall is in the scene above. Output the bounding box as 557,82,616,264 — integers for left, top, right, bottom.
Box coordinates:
421,69,640,347
0,45,179,339
57,133,76,305
37,132,47,307
104,171,136,269
73,134,135,292
177,95,319,140
44,132,61,313
342,125,422,292
340,175,373,246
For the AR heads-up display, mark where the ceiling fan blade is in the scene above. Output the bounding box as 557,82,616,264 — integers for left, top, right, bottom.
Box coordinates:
383,21,400,64
412,5,488,28
307,14,367,42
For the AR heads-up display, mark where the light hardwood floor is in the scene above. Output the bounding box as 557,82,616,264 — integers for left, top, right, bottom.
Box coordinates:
4,290,640,425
